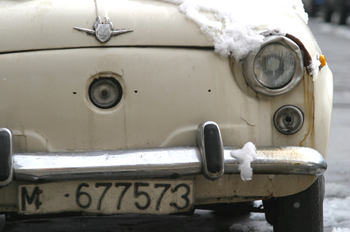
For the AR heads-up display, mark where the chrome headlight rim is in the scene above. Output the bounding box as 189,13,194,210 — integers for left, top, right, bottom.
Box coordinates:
88,77,123,109
273,105,304,135
243,36,304,96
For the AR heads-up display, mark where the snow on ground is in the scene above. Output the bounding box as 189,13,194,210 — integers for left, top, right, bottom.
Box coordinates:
229,201,272,232
227,196,350,232
324,196,350,231
332,228,350,232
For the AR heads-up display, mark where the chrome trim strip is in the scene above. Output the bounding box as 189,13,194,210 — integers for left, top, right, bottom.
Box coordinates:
0,128,13,187
13,146,326,182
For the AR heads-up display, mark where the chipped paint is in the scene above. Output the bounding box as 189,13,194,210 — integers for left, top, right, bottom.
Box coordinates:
267,175,275,195
239,117,256,127
194,174,319,204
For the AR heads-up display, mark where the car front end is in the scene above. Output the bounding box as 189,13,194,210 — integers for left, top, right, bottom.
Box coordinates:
0,0,333,230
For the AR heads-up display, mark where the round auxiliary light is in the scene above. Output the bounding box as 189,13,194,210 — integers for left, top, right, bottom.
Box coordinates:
89,78,123,109
273,105,304,135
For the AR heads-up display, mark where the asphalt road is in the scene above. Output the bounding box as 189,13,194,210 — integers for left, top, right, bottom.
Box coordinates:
0,18,349,232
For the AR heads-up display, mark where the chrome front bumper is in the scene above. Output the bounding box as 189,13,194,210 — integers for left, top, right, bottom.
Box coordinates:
0,122,327,185
13,146,327,182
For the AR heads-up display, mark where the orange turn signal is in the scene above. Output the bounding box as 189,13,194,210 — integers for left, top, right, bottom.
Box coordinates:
319,55,327,67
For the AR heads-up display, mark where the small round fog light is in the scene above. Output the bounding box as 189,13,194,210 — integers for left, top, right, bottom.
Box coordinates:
89,78,123,109
273,105,304,135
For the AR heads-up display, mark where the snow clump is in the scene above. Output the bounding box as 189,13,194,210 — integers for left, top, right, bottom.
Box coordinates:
159,0,308,60
308,58,321,81
230,142,257,182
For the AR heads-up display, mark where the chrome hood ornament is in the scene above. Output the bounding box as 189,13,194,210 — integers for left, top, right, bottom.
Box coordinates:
74,16,133,43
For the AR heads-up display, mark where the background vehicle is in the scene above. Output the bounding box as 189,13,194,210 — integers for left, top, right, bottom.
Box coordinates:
303,0,326,16
322,0,350,24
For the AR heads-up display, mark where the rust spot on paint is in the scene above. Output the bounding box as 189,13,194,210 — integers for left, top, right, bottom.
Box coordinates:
286,34,312,73
258,147,308,160
13,134,27,152
299,71,315,147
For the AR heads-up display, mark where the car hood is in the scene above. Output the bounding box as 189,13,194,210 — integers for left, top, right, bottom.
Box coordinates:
0,0,312,59
0,0,212,53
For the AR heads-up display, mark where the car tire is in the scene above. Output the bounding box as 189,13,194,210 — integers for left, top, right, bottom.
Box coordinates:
263,175,325,232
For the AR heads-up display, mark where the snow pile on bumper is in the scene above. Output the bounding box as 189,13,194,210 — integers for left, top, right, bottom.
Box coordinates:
230,142,257,182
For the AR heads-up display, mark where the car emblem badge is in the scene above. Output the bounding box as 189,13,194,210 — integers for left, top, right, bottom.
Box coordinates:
74,16,133,43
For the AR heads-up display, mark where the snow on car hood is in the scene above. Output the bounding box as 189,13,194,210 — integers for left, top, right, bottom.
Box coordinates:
161,0,308,60
0,0,308,61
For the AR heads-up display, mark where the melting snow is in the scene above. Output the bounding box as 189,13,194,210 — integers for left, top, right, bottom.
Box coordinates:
230,142,257,182
160,0,308,60
160,0,323,81
308,58,321,81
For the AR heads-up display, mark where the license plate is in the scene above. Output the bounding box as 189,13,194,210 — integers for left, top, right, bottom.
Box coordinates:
18,180,194,214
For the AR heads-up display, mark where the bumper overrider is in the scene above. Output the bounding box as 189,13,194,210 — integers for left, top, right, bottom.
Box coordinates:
0,122,326,187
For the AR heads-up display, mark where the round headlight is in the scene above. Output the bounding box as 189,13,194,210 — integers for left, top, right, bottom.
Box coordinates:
243,36,304,96
89,78,123,109
254,44,295,89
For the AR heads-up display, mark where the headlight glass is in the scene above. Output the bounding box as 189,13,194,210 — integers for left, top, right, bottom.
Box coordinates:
89,78,123,109
242,36,304,96
254,44,295,89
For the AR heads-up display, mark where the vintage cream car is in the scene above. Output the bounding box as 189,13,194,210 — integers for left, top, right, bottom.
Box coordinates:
0,0,333,231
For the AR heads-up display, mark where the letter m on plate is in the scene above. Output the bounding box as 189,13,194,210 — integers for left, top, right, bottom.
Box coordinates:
21,186,42,211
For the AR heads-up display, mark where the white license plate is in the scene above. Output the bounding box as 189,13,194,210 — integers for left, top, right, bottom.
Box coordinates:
18,180,194,215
